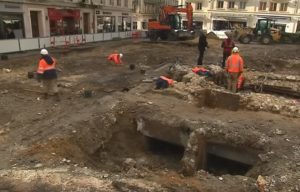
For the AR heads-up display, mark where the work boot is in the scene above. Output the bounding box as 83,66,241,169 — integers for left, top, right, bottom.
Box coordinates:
54,92,60,102
43,93,48,100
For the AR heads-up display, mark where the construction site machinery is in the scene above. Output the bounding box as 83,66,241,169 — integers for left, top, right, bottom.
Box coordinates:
231,18,300,45
148,3,196,41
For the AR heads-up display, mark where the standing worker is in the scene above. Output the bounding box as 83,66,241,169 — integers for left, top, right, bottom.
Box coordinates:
221,33,235,68
225,47,244,93
37,49,60,101
197,31,209,65
107,53,123,65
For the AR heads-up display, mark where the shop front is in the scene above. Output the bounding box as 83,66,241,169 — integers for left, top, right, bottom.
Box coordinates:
0,2,24,39
48,8,80,36
118,13,131,32
96,11,116,33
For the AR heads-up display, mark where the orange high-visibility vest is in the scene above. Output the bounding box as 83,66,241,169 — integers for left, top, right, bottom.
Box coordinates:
37,57,56,74
160,76,174,85
107,54,122,65
226,54,244,73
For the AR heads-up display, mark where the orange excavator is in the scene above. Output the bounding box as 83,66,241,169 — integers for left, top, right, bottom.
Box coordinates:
148,2,195,41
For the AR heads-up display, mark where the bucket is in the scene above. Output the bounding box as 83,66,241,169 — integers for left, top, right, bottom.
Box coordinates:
83,90,93,98
28,71,36,79
129,64,135,70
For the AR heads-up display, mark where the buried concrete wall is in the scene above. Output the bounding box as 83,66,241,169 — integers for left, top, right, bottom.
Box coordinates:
195,89,241,111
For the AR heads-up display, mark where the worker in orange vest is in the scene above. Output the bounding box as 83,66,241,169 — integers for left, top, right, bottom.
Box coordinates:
155,75,174,89
225,47,244,93
107,53,123,65
37,49,60,101
221,34,235,68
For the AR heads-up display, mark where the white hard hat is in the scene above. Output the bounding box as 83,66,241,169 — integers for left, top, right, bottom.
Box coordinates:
119,53,123,58
40,49,48,55
232,47,239,53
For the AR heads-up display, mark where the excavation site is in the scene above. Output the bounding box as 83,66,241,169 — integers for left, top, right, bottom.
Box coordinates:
0,38,300,192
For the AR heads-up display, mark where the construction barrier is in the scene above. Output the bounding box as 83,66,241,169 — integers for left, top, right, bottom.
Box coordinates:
132,31,141,39
0,31,147,54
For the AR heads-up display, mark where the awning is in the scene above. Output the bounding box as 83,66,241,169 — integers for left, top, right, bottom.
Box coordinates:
48,8,62,21
48,8,80,21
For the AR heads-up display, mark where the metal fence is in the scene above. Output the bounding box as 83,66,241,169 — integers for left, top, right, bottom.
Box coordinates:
0,31,147,54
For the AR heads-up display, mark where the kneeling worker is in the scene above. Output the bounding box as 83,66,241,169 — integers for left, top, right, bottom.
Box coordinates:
155,75,175,89
107,53,123,65
37,49,60,101
225,47,244,93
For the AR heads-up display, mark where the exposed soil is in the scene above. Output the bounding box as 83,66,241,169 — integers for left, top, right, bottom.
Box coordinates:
0,38,299,192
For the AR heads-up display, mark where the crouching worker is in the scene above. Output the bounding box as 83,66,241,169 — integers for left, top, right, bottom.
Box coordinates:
37,49,60,101
155,75,175,89
107,53,123,65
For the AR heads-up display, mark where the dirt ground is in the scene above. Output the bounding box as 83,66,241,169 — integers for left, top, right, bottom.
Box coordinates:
0,38,299,192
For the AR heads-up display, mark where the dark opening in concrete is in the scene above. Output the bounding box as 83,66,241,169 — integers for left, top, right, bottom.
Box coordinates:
146,137,185,170
204,142,258,176
206,153,253,176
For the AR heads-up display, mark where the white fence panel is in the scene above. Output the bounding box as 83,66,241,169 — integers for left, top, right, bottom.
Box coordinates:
103,33,112,41
140,31,147,38
20,38,39,51
85,34,94,42
112,32,119,38
69,35,83,45
119,32,126,39
0,39,20,53
54,36,68,46
40,37,51,48
94,33,104,41
125,31,132,38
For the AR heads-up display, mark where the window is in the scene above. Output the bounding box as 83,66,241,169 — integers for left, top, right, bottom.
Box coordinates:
109,0,114,6
117,16,131,31
280,3,288,11
133,22,137,30
239,2,246,9
100,0,104,4
124,0,128,7
217,1,224,8
117,0,121,6
0,13,24,39
142,21,147,30
97,15,116,33
228,1,235,9
269,2,277,11
259,2,267,10
196,3,202,10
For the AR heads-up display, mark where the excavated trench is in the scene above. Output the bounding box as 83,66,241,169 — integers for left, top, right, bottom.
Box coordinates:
85,110,260,178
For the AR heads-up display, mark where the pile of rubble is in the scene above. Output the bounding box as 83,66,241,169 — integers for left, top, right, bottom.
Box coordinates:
245,71,300,92
241,93,300,117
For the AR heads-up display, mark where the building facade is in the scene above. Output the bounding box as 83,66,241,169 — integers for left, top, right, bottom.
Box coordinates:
180,0,300,33
0,0,133,39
